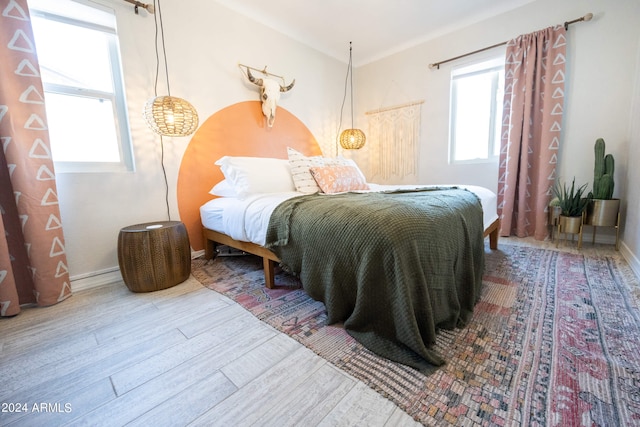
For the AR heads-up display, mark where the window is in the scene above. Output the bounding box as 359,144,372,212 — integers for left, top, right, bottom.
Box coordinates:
449,57,504,163
28,0,134,173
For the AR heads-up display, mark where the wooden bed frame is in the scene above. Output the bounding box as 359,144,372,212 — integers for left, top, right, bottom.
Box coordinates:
203,218,500,289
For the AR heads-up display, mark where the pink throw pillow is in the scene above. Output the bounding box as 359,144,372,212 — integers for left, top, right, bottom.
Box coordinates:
309,165,369,194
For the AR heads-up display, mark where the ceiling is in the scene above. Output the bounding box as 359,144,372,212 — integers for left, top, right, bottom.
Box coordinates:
213,0,536,66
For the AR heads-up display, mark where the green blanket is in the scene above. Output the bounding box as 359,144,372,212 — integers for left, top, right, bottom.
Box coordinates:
265,187,485,373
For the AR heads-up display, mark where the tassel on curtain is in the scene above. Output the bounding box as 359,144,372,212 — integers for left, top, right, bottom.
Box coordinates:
497,25,567,240
0,0,71,317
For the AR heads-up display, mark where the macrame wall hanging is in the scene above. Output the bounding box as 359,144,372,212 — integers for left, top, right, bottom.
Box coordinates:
366,100,423,181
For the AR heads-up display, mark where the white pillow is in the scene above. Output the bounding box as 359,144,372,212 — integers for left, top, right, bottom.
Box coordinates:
215,156,296,199
208,179,238,198
287,147,367,193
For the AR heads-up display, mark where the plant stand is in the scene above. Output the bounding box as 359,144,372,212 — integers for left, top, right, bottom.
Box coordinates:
556,213,584,250
588,211,621,251
548,205,562,244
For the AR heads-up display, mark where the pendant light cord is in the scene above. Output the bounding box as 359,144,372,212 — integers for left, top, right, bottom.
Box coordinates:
348,42,354,129
152,0,171,220
155,0,171,96
336,41,353,156
160,135,170,221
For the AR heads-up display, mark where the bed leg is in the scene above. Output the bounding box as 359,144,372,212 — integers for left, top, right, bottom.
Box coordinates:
489,228,499,250
203,235,216,260
263,258,276,289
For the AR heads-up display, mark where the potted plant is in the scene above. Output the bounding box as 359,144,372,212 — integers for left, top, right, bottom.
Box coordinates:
586,138,620,227
552,177,590,235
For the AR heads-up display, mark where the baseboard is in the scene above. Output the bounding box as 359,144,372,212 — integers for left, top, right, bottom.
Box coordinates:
586,229,640,280
191,249,204,259
71,250,204,293
620,242,640,280
581,227,618,246
71,267,123,292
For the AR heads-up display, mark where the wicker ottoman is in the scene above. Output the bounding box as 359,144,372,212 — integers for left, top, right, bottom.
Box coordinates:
117,221,191,292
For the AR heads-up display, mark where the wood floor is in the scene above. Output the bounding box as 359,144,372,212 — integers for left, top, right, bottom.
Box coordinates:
1,237,627,426
0,271,421,426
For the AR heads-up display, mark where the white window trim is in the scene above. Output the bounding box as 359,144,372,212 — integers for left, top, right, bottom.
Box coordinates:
30,4,134,174
449,57,504,165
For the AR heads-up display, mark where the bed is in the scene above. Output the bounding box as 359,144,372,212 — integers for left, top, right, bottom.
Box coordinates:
199,164,498,372
200,184,499,290
177,101,499,372
199,150,499,288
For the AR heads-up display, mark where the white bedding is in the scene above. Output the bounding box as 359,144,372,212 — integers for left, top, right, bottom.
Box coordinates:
200,185,498,246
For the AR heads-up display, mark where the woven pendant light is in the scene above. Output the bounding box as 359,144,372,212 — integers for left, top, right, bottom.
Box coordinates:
144,95,198,137
144,0,198,137
339,42,365,150
339,128,366,149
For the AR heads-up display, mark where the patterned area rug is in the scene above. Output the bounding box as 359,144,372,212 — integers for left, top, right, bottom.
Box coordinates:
191,243,640,426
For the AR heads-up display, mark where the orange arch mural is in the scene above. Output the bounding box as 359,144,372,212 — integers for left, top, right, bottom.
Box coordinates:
177,101,322,251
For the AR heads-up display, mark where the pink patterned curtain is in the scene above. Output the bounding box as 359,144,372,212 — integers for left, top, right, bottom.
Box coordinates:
0,0,71,317
497,25,567,240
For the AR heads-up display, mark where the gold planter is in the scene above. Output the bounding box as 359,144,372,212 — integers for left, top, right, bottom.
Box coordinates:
586,199,620,227
559,215,583,234
585,198,621,250
557,214,584,249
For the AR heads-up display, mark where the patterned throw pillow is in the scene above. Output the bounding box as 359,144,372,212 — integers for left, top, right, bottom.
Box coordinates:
287,147,368,194
309,165,370,194
287,147,324,193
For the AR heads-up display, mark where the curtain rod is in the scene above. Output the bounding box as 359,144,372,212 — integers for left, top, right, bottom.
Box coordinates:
121,0,154,14
428,13,593,70
365,100,424,115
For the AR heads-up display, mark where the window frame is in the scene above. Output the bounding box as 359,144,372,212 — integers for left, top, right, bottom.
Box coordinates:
30,4,134,173
448,57,504,165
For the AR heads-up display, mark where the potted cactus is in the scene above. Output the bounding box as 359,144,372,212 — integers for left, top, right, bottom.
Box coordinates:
586,138,620,228
552,177,590,235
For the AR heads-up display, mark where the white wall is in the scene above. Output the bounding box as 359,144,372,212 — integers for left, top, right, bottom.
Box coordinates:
622,34,640,276
58,0,347,285
356,0,640,258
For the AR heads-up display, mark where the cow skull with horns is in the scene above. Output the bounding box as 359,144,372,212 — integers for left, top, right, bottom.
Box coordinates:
246,68,295,127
